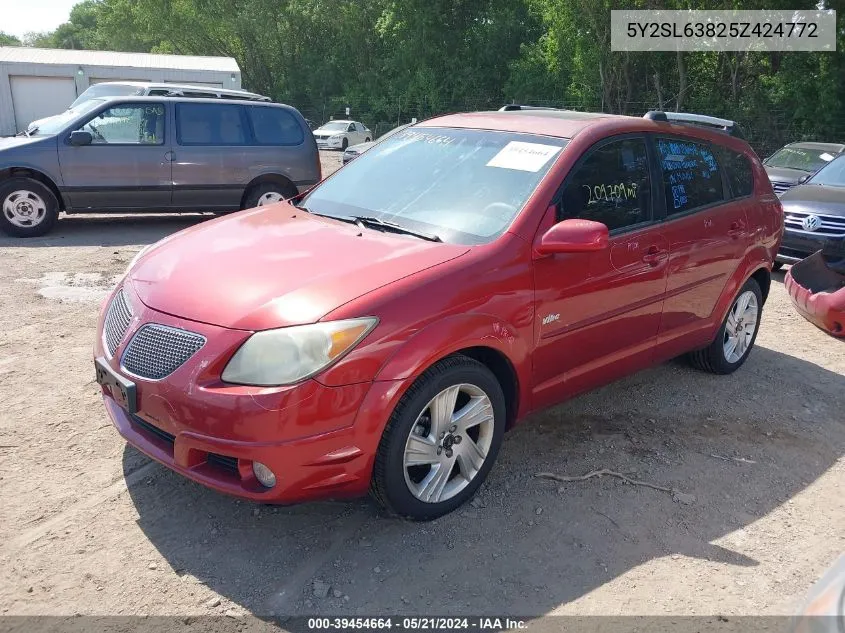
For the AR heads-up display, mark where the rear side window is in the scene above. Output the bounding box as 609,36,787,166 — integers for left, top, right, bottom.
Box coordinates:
719,148,754,198
247,107,304,145
560,137,652,232
176,103,247,145
657,138,723,215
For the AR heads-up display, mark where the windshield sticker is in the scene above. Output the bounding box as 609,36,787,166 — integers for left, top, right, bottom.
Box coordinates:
820,152,835,162
396,130,455,145
486,141,561,172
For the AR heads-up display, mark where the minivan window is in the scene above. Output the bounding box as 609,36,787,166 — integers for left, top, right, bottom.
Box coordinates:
76,103,165,145
656,138,723,215
720,148,754,198
301,127,568,245
177,103,247,145
560,137,651,231
248,107,304,145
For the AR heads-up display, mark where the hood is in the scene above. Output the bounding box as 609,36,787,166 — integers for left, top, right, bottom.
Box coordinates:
765,165,814,184
0,135,47,151
128,204,470,330
780,184,845,217
347,141,374,154
314,127,345,136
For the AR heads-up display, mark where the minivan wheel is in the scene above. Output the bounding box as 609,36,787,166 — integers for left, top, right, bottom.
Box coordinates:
0,177,59,237
370,355,506,520
688,277,763,375
242,182,296,210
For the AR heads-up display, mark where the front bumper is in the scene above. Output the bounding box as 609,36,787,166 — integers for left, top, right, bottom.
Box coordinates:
776,229,845,265
784,251,845,337
95,283,404,503
316,137,344,150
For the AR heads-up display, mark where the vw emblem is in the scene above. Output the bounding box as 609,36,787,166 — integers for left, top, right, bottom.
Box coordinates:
801,214,822,232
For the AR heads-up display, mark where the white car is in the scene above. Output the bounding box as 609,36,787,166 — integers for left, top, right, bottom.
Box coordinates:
313,120,371,150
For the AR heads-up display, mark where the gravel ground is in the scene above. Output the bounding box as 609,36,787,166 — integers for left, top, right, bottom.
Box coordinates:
0,150,843,621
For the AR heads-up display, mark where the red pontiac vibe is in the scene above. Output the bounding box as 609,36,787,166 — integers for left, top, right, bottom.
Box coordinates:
95,108,783,520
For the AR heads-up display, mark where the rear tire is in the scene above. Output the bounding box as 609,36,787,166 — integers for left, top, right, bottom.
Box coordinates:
0,177,59,237
688,277,763,375
370,355,506,521
241,181,297,210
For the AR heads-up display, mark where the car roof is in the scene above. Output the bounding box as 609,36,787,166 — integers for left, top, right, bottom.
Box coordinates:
320,120,358,125
783,141,845,153
417,109,753,151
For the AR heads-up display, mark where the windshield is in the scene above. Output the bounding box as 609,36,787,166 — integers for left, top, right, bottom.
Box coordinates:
69,84,145,108
30,99,106,136
765,146,838,172
317,121,349,132
301,127,568,245
808,155,845,187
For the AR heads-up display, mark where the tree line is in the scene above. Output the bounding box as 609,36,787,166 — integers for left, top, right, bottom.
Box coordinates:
2,0,843,154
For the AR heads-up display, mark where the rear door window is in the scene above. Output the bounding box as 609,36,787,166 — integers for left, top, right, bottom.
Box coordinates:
176,103,248,145
560,137,652,232
718,148,754,198
247,106,304,145
656,138,724,215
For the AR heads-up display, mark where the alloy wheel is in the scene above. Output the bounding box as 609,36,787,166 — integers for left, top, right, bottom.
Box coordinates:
3,190,47,228
256,191,284,206
723,290,759,364
402,383,495,503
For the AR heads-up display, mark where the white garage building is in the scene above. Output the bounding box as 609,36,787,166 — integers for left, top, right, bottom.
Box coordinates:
0,47,242,136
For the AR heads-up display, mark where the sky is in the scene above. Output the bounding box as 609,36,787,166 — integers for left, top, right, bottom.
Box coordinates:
3,0,78,39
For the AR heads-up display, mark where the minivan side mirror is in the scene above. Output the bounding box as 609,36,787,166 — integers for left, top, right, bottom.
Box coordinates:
798,174,810,184
68,130,93,146
536,218,609,255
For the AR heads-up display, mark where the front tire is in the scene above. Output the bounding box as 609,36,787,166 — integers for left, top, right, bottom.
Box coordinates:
341,138,349,151
688,277,763,375
0,177,59,237
370,355,506,520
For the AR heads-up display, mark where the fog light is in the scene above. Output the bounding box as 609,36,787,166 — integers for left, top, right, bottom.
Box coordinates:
252,461,276,488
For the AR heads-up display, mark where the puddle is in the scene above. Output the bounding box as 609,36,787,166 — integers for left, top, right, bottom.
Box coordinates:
16,272,123,302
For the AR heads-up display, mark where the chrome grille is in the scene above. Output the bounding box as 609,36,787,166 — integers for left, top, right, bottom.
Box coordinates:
103,289,133,356
121,324,206,380
784,211,845,237
771,181,794,195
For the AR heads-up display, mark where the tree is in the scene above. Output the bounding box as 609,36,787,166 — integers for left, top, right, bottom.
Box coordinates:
0,32,21,46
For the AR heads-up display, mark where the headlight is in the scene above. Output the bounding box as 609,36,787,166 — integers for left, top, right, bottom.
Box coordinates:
221,317,378,386
330,134,342,141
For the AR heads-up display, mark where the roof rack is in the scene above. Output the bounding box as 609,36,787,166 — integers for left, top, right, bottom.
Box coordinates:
644,110,745,139
498,104,567,112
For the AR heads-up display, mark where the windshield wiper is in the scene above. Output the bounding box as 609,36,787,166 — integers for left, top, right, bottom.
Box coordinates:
351,216,442,242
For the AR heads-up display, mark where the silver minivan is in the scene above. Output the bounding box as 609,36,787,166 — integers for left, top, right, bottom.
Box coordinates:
0,96,320,237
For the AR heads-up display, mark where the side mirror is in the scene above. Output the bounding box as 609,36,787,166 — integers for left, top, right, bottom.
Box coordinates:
798,174,809,184
536,218,609,255
68,130,93,146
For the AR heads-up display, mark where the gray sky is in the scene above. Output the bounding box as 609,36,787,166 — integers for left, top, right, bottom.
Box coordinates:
3,0,78,39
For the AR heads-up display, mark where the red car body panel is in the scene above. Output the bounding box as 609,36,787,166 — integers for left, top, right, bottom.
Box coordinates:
784,252,845,337
96,111,784,504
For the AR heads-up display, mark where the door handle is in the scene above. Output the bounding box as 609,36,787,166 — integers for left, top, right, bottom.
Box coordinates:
642,245,668,266
164,150,175,162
